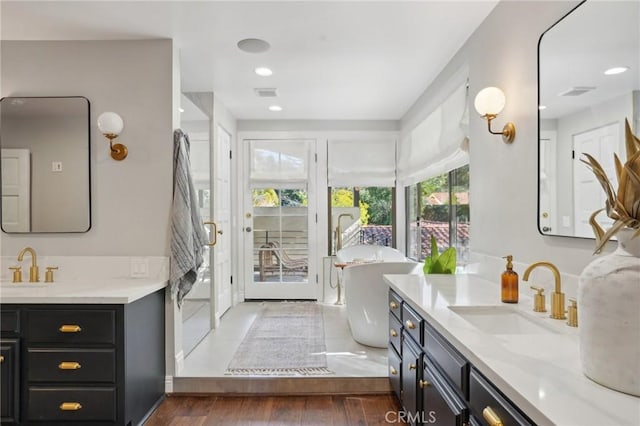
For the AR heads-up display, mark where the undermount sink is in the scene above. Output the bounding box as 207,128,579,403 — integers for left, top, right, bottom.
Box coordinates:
0,281,51,288
448,305,560,335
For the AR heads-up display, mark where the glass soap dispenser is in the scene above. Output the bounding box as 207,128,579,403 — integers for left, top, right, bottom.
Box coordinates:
501,255,519,303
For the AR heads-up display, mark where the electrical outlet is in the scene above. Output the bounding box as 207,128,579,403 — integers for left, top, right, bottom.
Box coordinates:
52,162,63,172
130,258,149,278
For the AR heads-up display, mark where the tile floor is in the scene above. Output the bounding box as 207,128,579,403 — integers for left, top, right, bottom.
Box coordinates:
180,301,388,377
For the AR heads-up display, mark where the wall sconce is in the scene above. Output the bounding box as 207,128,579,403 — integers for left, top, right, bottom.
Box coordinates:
97,112,128,160
474,87,516,144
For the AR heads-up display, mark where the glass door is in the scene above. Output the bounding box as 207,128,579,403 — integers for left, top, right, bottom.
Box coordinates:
242,138,316,300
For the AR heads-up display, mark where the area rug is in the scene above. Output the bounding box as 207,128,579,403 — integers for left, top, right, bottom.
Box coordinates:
225,302,333,376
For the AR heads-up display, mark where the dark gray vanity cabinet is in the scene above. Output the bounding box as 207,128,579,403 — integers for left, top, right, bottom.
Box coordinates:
0,288,165,425
1,338,20,424
389,289,534,426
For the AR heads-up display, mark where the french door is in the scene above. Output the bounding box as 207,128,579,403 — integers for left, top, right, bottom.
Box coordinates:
243,139,317,300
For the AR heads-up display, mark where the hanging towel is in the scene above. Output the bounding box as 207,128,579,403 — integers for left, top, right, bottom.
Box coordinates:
170,129,209,308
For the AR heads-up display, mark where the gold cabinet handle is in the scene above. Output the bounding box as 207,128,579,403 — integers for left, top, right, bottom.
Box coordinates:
405,320,416,329
419,379,430,388
58,362,81,370
204,221,218,247
389,301,398,309
390,366,398,375
60,402,82,411
390,329,398,337
408,363,417,370
0,355,4,363
483,407,504,426
59,325,82,333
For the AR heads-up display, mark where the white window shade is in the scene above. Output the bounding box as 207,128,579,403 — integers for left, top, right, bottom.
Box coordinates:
398,82,469,186
328,138,396,187
249,139,311,188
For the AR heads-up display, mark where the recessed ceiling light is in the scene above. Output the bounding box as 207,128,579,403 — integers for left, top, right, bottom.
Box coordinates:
269,105,282,112
538,105,547,110
237,38,270,54
604,66,629,75
255,67,273,77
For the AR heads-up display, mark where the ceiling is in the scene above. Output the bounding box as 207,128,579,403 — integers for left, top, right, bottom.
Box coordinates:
1,1,499,120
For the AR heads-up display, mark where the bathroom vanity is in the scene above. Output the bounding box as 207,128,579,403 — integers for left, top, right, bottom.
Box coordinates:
0,279,166,425
385,273,640,426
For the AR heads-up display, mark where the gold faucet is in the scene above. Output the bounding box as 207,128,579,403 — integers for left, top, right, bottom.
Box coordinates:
523,261,566,320
335,213,355,252
17,247,39,282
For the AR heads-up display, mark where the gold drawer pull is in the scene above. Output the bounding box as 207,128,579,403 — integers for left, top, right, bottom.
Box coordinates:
0,355,4,363
60,402,82,411
390,329,398,337
390,366,398,375
389,301,398,309
59,325,82,333
483,407,504,426
58,362,81,370
419,379,430,388
405,320,415,329
408,363,417,370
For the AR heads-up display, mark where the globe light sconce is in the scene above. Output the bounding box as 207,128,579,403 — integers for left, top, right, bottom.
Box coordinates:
474,87,516,144
97,112,128,160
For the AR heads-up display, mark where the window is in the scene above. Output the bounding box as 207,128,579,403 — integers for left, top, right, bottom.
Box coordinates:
329,186,395,255
405,164,469,264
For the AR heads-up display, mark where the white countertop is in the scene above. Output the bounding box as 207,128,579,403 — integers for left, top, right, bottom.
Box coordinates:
384,273,640,426
0,278,167,304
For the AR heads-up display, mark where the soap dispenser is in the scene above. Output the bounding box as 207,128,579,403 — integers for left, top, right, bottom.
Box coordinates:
501,255,519,303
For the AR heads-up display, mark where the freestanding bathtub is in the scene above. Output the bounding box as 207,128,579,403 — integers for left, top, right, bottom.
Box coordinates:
336,245,419,348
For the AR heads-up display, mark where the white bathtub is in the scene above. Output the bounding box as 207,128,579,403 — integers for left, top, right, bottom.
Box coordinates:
337,245,419,348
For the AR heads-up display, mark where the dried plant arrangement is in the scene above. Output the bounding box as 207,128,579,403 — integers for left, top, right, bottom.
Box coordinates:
581,119,640,253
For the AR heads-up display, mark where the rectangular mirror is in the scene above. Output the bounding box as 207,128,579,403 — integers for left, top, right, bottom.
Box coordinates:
538,0,639,238
0,96,91,233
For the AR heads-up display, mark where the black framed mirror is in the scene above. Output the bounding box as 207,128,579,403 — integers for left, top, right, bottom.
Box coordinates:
538,0,639,238
0,96,91,233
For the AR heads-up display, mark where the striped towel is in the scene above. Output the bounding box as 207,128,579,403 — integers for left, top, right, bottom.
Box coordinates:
170,129,209,308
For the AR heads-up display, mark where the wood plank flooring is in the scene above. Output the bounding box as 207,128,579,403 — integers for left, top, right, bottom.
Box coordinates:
144,394,406,425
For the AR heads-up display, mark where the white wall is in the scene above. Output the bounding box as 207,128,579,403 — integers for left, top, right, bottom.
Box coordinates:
1,40,174,256
401,1,610,276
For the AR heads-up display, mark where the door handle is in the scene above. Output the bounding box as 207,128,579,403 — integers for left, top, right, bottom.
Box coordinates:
204,221,217,247
245,227,252,232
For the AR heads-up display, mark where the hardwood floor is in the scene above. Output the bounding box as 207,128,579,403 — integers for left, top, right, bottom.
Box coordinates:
144,394,406,425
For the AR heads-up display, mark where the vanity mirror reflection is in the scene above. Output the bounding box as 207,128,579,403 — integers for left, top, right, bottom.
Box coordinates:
0,96,91,233
538,0,639,238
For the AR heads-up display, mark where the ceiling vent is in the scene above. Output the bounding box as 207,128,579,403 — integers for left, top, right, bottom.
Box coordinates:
254,88,278,97
558,86,596,97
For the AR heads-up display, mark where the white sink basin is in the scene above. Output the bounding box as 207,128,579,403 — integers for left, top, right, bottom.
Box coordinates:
448,305,560,335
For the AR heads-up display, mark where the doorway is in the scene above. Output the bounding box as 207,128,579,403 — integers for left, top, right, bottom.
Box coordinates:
242,139,317,300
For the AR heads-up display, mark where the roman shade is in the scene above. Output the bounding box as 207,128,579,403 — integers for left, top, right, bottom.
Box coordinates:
398,81,469,186
327,138,396,187
249,139,312,189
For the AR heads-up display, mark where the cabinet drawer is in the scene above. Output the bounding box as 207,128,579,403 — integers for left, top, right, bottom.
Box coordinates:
389,290,402,321
402,304,423,346
422,356,468,426
469,368,533,426
27,348,116,383
27,386,116,422
389,312,402,355
388,346,402,400
27,310,116,344
424,323,468,398
1,310,20,334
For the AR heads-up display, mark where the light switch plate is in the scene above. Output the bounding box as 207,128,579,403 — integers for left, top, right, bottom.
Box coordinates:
130,258,149,278
52,161,63,172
